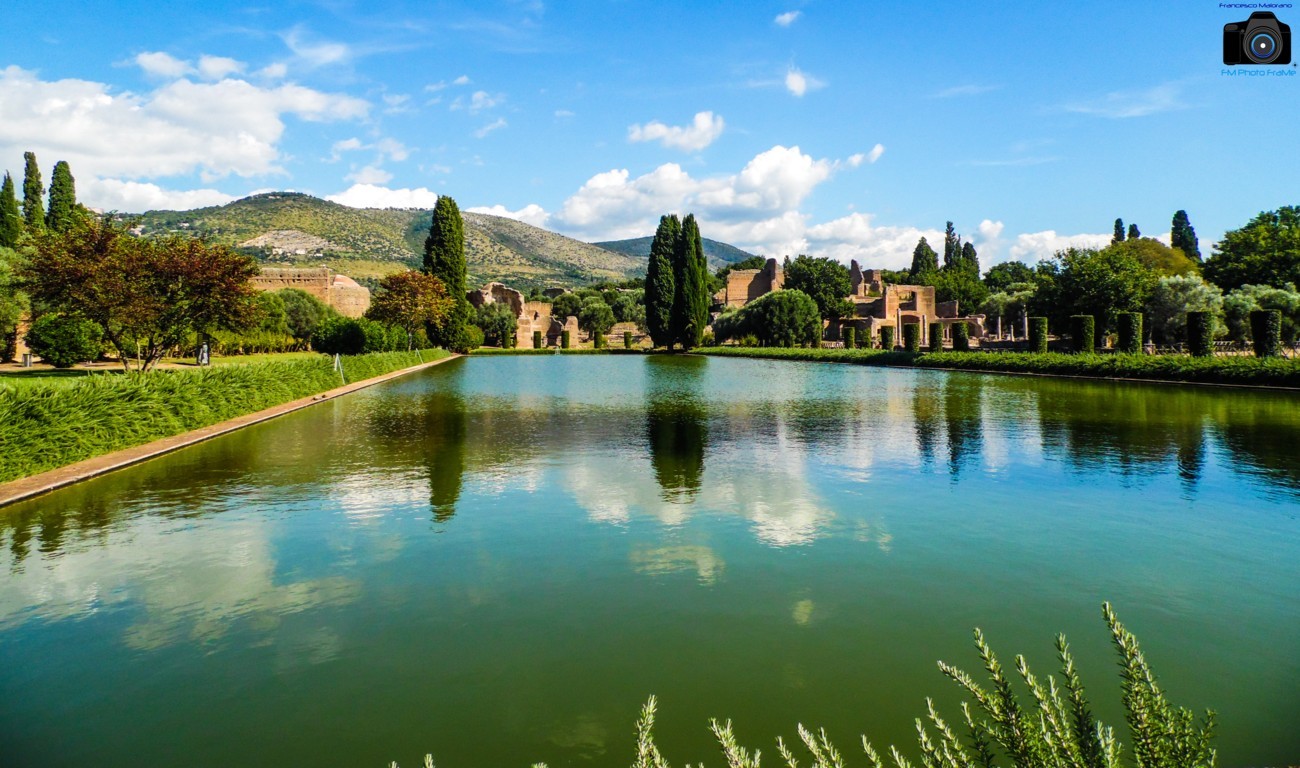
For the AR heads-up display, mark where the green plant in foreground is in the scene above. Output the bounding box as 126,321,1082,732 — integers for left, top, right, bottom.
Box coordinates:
395,603,1212,768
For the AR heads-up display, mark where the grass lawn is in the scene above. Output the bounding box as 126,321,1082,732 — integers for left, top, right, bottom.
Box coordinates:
164,351,325,367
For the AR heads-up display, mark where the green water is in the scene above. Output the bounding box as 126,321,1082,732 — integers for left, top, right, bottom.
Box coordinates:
2,355,1298,767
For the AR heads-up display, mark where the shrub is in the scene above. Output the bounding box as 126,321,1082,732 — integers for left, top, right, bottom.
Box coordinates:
593,330,604,349
311,316,366,355
561,329,570,349
1186,311,1214,357
1070,314,1095,353
1029,316,1049,353
463,325,484,351
1251,309,1282,357
843,326,855,350
533,330,543,349
624,330,633,349
475,303,518,348
1224,283,1300,343
952,322,970,352
1117,311,1143,354
928,321,942,352
879,326,895,350
25,314,103,368
903,322,921,352
278,288,332,344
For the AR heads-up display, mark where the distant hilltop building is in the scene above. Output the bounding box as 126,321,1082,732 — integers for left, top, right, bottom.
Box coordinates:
252,267,370,318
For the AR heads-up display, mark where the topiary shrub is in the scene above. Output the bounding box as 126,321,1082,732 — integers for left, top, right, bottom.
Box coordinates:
1186,311,1213,357
1070,314,1095,353
1117,311,1143,354
24,314,103,368
879,326,895,350
533,330,543,349
624,331,633,349
903,322,921,352
1251,309,1282,357
952,321,970,352
1029,316,1049,353
311,316,366,355
928,322,942,352
561,329,570,349
843,326,855,349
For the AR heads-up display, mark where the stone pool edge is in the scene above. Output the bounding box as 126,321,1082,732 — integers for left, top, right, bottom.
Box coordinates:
0,354,462,509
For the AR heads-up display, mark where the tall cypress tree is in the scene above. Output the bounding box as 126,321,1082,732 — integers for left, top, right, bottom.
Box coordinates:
959,240,980,276
45,160,77,232
670,214,708,350
942,221,959,270
1127,223,1140,240
1112,218,1125,244
1171,210,1200,261
422,195,473,351
910,237,938,278
22,152,45,233
0,173,21,248
645,214,679,348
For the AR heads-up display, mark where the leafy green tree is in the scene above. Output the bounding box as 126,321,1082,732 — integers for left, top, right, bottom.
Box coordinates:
422,195,474,352
644,214,679,348
783,254,852,320
979,286,1034,326
928,268,989,317
714,255,767,283
1144,274,1225,344
24,314,103,368
1112,217,1125,244
880,268,911,285
1223,283,1300,343
0,173,22,248
366,270,453,347
22,152,44,233
550,291,583,321
717,288,820,347
311,316,366,355
1127,223,1141,240
671,214,708,349
578,296,616,342
474,302,519,347
909,237,938,278
1106,237,1197,277
277,288,332,344
983,260,1034,293
253,291,289,336
45,161,78,233
1056,246,1159,335
1203,206,1300,291
958,240,980,276
1171,210,1200,262
0,246,30,361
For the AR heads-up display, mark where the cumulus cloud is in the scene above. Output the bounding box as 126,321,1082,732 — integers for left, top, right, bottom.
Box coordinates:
197,55,245,80
135,52,191,79
0,66,368,181
628,111,725,152
806,213,944,270
452,90,503,113
466,203,550,228
327,183,440,209
346,165,393,185
774,10,802,26
1008,230,1112,262
78,177,236,212
785,66,824,97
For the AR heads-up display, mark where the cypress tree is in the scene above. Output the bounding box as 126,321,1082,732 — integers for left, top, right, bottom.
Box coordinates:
1127,223,1140,240
959,241,979,276
1112,218,1125,244
1171,210,1201,262
672,213,708,350
422,195,473,352
645,214,679,348
910,237,938,277
0,173,21,248
22,152,45,233
45,161,77,232
942,221,959,270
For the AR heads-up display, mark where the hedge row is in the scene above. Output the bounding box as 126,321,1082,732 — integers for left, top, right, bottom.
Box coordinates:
697,346,1300,387
469,347,646,356
0,350,446,484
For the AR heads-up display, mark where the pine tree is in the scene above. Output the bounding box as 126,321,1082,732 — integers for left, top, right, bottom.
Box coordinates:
22,152,45,233
943,221,959,270
645,214,679,348
910,237,938,278
960,240,980,276
671,214,708,350
1171,210,1200,261
422,195,473,352
0,173,21,248
1127,223,1140,240
45,161,77,232
1113,218,1125,244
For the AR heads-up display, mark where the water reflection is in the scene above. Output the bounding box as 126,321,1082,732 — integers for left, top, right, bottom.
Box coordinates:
645,356,709,502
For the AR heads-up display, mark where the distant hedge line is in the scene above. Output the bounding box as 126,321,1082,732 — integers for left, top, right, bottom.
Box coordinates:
0,350,445,484
469,348,646,356
698,346,1300,387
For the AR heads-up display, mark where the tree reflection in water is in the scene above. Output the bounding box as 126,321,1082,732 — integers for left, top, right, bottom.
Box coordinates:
644,356,709,502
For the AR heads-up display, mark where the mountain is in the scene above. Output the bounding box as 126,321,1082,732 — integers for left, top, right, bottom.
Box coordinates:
595,236,759,271
131,192,643,288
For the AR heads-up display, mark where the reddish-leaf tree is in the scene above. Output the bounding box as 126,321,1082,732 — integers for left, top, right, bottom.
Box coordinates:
23,217,260,371
365,270,454,347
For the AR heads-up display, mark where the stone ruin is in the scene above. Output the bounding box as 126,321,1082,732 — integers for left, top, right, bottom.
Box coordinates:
712,258,784,308
468,281,575,348
252,267,370,317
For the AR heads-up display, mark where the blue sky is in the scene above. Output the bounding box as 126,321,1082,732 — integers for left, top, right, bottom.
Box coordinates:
2,0,1296,269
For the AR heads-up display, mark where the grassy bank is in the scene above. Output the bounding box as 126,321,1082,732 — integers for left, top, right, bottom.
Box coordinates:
0,350,444,484
699,346,1300,387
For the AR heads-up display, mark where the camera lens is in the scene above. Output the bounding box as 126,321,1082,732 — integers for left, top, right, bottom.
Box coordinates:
1247,30,1279,62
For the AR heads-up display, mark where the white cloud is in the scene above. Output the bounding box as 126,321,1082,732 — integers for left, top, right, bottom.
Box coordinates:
931,84,1000,98
382,93,412,113
452,90,504,113
1008,230,1112,262
135,51,192,79
375,137,410,161
774,10,802,26
0,66,369,181
197,55,245,81
466,203,550,228
282,26,351,68
866,143,885,164
806,213,944,270
1064,82,1185,119
627,111,725,152
327,183,440,209
474,117,507,138
78,177,236,212
346,165,393,184
784,66,824,97
554,109,575,118
453,75,471,85
329,137,364,159
257,62,288,80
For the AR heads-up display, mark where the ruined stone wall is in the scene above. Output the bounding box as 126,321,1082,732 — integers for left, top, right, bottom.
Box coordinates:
715,257,784,307
252,267,370,318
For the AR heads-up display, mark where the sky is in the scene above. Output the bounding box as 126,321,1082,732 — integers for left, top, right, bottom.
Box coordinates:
2,0,1297,270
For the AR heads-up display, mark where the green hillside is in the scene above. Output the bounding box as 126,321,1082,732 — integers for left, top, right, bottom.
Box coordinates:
595,236,759,271
132,192,643,288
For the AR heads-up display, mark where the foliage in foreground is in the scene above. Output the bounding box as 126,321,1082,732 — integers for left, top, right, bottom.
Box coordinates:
0,350,444,483
698,346,1300,387
396,604,1214,768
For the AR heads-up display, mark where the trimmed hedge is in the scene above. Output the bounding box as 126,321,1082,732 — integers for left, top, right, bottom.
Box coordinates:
697,346,1300,387
903,323,921,353
952,322,970,352
0,350,449,483
1070,315,1095,353
533,330,543,349
843,326,855,350
928,322,942,352
1029,317,1049,354
1117,312,1143,355
624,331,633,349
1251,309,1282,358
561,330,571,349
1186,312,1214,358
879,326,895,350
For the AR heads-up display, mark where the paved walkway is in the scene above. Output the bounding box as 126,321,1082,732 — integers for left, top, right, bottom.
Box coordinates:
0,354,460,509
